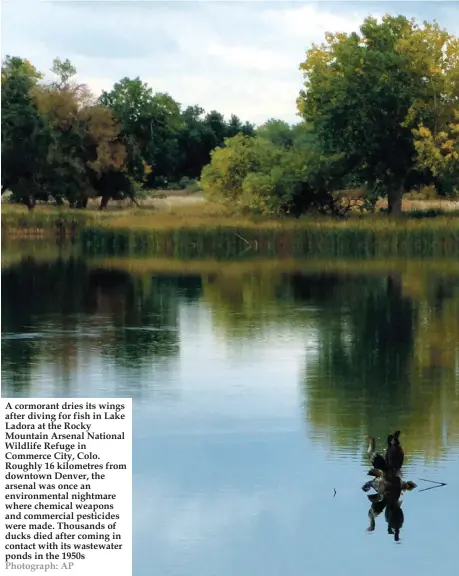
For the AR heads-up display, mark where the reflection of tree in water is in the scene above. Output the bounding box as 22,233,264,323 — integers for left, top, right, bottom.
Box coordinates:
1,258,203,387
2,257,91,391
93,271,202,367
3,256,459,455
202,271,304,338
299,272,459,459
300,273,416,425
1,337,40,393
2,256,91,324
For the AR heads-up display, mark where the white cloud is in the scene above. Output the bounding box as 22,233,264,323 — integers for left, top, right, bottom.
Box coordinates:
2,1,457,124
206,41,291,72
261,4,369,41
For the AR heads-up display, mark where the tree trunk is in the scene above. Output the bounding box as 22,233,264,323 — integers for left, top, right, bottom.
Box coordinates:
27,194,36,210
387,184,403,217
99,195,109,210
387,272,402,296
76,197,88,209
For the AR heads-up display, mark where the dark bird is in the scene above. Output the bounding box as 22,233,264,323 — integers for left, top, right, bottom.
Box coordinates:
386,430,404,471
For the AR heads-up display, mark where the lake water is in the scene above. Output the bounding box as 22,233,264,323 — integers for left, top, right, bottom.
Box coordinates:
2,248,459,576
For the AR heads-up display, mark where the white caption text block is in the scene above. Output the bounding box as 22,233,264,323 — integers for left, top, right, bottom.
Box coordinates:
1,398,132,575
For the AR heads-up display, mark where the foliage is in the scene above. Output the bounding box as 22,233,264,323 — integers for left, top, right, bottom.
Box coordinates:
98,81,255,187
33,63,129,208
99,78,165,183
200,131,354,216
176,107,255,181
297,15,459,215
1,57,50,207
201,134,294,214
2,55,255,210
3,14,458,218
413,111,459,196
256,119,315,152
257,119,295,148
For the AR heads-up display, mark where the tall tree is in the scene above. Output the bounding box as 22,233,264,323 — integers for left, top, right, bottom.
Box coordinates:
30,58,128,208
99,77,156,183
297,15,458,215
406,23,459,195
99,78,183,184
257,119,294,148
1,57,49,208
177,105,210,179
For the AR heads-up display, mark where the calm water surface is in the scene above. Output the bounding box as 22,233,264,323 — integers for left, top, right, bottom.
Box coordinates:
2,252,459,576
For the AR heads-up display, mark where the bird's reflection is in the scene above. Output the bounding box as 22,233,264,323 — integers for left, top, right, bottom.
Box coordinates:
363,430,415,541
366,490,406,541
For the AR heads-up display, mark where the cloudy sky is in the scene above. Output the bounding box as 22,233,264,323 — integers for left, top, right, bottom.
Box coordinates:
2,1,458,125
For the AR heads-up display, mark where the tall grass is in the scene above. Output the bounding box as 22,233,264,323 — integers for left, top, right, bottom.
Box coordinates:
4,233,459,276
2,204,459,259
78,224,459,259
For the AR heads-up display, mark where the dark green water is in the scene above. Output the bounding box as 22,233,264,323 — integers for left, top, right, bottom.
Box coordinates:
2,246,459,576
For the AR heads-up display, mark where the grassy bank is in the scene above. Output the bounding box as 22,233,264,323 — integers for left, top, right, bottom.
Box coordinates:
2,202,459,259
3,236,459,275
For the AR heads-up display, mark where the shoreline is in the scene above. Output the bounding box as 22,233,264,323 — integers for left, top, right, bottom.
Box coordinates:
2,197,459,260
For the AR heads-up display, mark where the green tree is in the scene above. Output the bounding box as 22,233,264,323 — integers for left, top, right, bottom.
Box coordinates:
1,57,49,208
257,119,316,153
33,60,128,208
201,133,312,215
148,92,183,182
291,122,316,151
297,15,458,215
200,128,353,216
226,114,255,138
226,114,245,138
2,55,43,83
99,77,156,183
204,110,227,150
99,78,183,185
257,119,294,148
177,105,211,179
176,107,254,181
50,58,77,90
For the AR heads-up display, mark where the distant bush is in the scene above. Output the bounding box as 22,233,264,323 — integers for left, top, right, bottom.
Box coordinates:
179,177,202,194
166,181,180,191
152,176,168,189
200,133,354,216
179,177,193,189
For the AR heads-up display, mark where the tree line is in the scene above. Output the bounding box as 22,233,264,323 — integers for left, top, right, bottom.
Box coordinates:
1,56,254,209
202,15,459,216
2,14,458,216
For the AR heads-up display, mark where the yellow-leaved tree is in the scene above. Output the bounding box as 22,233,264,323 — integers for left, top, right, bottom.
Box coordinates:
412,113,459,195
